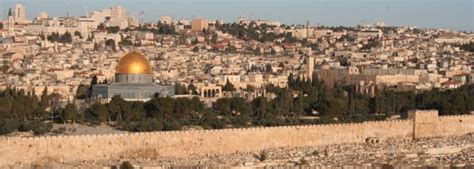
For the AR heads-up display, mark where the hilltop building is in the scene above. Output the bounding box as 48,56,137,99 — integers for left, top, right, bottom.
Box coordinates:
191,18,208,31
89,5,132,29
14,4,27,23
160,16,173,25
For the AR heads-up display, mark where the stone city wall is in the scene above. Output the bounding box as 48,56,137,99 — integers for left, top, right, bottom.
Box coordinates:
408,110,474,138
0,110,472,166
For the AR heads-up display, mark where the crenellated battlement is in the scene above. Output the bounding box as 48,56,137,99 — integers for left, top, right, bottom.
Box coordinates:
0,118,431,142
0,111,472,167
439,114,474,119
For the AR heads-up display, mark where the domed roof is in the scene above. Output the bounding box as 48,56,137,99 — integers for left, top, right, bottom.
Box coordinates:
116,51,152,74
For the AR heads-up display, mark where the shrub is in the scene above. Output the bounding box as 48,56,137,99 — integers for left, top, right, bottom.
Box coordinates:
19,121,53,135
0,119,21,135
120,118,163,132
120,161,134,169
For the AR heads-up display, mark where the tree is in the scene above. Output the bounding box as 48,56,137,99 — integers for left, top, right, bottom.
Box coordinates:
94,42,100,51
91,75,98,86
175,83,188,94
106,39,116,50
223,81,236,91
62,101,78,124
214,97,253,126
119,39,133,47
225,45,237,53
47,32,60,42
214,98,232,116
91,103,109,122
230,98,253,125
211,33,218,43
122,101,144,121
293,94,304,116
106,26,120,34
59,31,73,43
40,87,49,111
265,64,273,73
119,161,134,169
144,97,176,130
97,23,106,30
360,40,381,51
275,89,293,117
0,119,21,135
192,46,200,53
340,34,356,42
46,31,73,43
74,31,83,39
253,96,267,124
319,99,345,119
155,22,176,35
75,84,90,99
187,84,198,94
120,118,162,132
108,96,124,121
199,111,224,129
458,42,474,52
87,33,95,41
19,120,52,135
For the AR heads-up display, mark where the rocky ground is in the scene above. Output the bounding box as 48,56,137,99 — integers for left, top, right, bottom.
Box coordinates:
51,133,474,169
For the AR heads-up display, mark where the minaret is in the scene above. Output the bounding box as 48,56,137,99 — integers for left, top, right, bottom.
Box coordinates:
307,55,314,81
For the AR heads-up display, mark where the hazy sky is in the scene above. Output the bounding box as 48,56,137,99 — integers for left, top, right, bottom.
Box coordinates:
1,0,473,31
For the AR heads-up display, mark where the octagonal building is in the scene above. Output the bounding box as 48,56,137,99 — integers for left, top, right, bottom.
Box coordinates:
92,51,175,102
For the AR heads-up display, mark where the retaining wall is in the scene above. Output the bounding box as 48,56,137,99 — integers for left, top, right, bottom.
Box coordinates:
0,110,472,166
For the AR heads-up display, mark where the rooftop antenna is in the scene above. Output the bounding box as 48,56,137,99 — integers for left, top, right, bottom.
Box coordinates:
306,20,310,39
66,0,70,17
84,5,89,17
138,10,145,25
191,9,197,19
83,0,89,17
135,10,149,26
1,0,4,20
171,13,176,24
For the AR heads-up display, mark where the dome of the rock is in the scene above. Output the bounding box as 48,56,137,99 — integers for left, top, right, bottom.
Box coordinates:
92,51,175,102
116,51,152,74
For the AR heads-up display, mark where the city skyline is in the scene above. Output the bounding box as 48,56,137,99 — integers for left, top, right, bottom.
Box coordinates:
1,0,473,32
0,0,474,167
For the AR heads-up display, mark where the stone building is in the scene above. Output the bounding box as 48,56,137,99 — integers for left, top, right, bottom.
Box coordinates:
191,18,209,31
92,51,174,102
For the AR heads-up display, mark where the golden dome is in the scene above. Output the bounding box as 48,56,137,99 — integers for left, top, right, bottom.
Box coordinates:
116,51,152,74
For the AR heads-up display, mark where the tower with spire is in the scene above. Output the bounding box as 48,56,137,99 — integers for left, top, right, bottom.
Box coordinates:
7,8,15,35
8,8,13,17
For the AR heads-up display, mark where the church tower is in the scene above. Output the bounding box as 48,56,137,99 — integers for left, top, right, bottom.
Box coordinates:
7,8,15,35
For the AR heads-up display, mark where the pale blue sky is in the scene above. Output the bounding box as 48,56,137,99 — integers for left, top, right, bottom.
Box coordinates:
1,0,473,31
